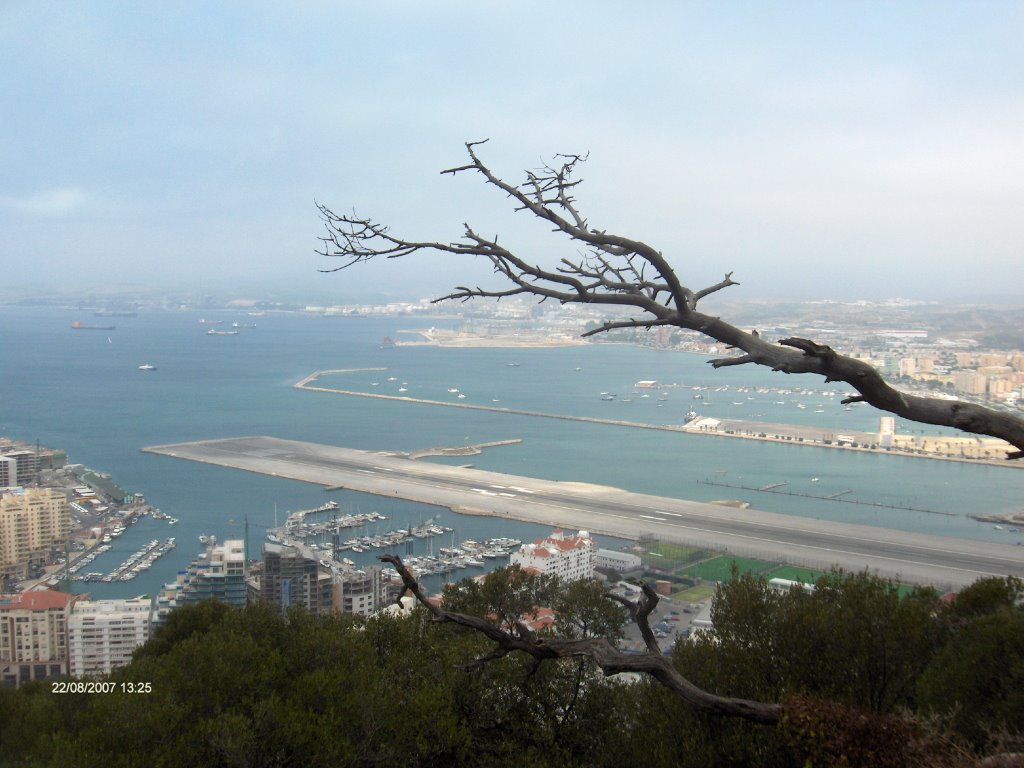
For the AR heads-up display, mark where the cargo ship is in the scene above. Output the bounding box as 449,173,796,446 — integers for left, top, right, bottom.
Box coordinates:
71,321,115,330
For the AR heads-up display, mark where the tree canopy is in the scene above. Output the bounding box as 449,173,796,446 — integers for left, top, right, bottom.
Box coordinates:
1,572,1022,766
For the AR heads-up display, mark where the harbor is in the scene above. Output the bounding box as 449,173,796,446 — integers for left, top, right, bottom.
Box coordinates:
295,370,1022,468
59,537,177,584
7,309,1023,600
264,499,523,578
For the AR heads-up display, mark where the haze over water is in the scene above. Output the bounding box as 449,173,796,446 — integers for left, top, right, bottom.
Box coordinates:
1,306,1021,599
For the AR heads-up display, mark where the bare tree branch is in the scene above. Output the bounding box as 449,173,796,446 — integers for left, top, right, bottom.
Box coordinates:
380,554,781,724
317,142,1024,458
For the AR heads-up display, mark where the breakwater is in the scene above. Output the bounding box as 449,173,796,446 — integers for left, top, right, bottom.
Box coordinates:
294,371,688,433
294,371,1021,469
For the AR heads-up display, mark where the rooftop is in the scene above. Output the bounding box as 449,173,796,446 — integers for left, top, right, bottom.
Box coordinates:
0,590,78,611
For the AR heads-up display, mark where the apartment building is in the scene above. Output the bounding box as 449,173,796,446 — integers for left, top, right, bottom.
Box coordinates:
511,529,596,582
261,542,333,615
0,488,70,578
0,590,79,686
68,597,153,677
333,566,385,616
156,539,247,619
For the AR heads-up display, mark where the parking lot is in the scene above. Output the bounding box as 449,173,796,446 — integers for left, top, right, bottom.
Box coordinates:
616,591,713,654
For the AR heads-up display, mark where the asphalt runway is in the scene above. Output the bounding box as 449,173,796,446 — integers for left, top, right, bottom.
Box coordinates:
141,436,1024,589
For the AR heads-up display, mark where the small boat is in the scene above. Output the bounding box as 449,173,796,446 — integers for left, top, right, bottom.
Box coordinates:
138,363,156,371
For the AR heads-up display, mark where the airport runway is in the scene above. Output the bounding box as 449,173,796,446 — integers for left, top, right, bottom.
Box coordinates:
141,436,1024,589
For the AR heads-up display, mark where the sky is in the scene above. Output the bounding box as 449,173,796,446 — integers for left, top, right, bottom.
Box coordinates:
2,2,1022,303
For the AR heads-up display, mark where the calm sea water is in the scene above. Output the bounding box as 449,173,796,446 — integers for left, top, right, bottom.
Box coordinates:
1,306,1020,598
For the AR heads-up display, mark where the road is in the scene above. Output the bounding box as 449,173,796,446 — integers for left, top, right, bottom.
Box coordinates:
141,436,1024,589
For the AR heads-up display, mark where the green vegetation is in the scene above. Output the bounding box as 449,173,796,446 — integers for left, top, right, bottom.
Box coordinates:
0,571,1020,767
638,540,703,569
671,583,717,602
682,555,775,582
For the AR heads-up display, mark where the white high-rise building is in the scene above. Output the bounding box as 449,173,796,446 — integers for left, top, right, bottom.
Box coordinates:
878,416,896,448
334,566,385,616
511,529,595,582
69,597,153,677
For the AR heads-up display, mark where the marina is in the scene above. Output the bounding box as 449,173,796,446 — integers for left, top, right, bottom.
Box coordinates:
60,537,177,584
265,499,524,580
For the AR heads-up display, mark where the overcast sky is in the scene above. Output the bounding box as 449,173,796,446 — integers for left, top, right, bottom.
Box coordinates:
2,2,1022,303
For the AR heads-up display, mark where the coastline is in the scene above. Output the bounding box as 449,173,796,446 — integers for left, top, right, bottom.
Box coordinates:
682,416,1021,468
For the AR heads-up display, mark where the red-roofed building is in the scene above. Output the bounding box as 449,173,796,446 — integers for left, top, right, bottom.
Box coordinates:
511,529,595,582
523,606,557,632
0,589,80,686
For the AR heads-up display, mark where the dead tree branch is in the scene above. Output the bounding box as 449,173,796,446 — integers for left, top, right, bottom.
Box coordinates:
380,554,781,724
318,141,1024,458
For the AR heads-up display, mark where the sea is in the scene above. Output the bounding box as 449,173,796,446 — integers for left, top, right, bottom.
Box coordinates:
1,305,1021,599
